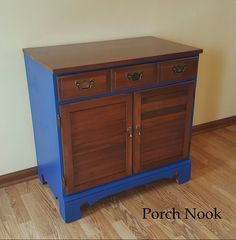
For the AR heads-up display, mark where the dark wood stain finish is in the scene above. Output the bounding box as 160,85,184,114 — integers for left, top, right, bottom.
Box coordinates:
192,115,236,135
0,167,37,188
133,82,194,173
60,94,133,194
159,57,198,84
58,70,111,101
23,37,202,74
112,63,157,91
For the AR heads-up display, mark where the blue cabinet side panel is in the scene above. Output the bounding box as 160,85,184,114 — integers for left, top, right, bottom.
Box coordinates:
24,55,63,199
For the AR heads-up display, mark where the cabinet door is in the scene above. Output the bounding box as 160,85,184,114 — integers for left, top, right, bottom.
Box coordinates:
60,94,132,194
133,82,194,173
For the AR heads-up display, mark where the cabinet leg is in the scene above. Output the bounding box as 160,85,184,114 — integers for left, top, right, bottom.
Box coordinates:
176,160,191,184
38,172,47,184
59,198,82,223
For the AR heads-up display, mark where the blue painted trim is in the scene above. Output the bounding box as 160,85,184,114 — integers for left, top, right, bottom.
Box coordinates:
60,159,191,223
52,72,66,187
24,55,64,200
59,78,196,105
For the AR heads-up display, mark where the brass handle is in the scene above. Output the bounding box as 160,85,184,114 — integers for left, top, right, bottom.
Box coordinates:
172,65,186,74
127,72,143,81
135,124,141,136
75,79,95,90
127,127,133,138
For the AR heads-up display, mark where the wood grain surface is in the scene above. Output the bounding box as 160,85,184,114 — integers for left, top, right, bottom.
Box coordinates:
159,57,198,84
60,94,133,194
23,37,202,74
0,125,236,239
112,63,157,91
57,70,111,101
133,82,194,173
0,167,37,188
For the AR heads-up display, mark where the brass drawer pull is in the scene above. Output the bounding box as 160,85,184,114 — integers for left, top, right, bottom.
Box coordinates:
172,65,186,74
75,79,95,90
127,72,143,81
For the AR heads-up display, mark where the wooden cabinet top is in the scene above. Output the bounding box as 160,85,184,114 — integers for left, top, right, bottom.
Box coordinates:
23,36,202,74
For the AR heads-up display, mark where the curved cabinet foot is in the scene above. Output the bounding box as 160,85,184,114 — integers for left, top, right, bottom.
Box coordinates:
39,173,47,184
59,199,82,223
176,161,191,184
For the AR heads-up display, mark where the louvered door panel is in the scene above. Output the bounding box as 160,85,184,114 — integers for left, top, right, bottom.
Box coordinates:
61,94,132,194
133,82,194,173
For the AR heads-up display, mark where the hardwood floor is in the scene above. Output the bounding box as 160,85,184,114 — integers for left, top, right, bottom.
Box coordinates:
0,125,236,239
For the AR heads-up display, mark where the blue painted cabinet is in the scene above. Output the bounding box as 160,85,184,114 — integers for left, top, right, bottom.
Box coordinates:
23,37,202,222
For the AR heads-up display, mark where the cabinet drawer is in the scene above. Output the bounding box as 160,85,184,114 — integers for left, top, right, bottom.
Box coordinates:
57,70,111,101
112,63,157,91
159,58,198,84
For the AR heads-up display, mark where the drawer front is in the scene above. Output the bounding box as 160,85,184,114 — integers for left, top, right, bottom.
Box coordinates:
159,58,198,84
112,63,157,91
57,70,111,101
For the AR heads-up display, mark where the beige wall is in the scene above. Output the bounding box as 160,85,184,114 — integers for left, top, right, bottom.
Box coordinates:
0,0,235,175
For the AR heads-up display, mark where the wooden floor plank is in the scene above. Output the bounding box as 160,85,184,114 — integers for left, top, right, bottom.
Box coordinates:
4,185,31,224
0,125,236,239
112,220,137,239
0,188,15,222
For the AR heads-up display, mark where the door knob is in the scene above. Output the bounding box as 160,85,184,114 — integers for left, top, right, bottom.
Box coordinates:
127,127,133,138
136,124,141,135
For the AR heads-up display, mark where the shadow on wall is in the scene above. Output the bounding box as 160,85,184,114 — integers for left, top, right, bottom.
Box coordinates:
194,50,224,125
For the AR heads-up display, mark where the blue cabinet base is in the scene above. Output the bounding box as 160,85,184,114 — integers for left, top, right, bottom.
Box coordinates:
40,159,191,223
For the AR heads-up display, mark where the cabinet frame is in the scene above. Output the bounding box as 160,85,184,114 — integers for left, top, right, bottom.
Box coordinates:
24,37,202,223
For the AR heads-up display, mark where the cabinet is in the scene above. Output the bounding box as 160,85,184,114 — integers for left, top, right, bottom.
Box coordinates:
23,36,202,222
